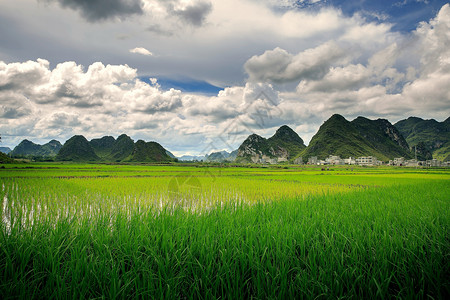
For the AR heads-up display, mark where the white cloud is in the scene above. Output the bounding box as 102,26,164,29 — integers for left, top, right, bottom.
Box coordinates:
129,47,154,56
129,80,183,113
245,42,348,83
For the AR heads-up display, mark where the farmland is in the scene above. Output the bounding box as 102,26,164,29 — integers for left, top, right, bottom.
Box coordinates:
0,164,449,298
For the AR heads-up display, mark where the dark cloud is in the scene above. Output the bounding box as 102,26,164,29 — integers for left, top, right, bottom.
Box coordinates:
0,94,33,119
146,24,175,36
171,1,212,26
0,106,31,119
132,121,159,130
46,0,143,22
47,112,81,128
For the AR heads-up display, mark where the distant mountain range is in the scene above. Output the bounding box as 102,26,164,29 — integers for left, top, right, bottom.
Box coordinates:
395,117,449,162
301,114,412,161
56,134,175,163
178,155,206,161
10,140,62,157
236,125,306,163
206,150,238,162
4,114,449,164
236,114,448,163
0,147,11,154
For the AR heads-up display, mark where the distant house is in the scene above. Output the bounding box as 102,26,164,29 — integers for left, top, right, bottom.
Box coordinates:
308,156,318,165
426,159,442,167
391,157,405,166
344,157,356,165
405,159,419,167
294,157,303,165
356,156,379,166
325,155,344,165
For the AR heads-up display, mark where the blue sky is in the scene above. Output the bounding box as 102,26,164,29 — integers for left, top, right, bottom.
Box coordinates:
324,0,447,31
0,0,449,155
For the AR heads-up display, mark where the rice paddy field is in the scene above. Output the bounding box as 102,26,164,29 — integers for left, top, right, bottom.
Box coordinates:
0,163,449,299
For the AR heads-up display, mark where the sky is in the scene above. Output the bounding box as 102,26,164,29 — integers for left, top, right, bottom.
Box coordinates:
0,0,449,155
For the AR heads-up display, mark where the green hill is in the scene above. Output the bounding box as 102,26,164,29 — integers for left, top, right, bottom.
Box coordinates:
433,143,450,161
10,140,40,156
90,136,116,158
301,114,412,161
206,150,238,162
0,152,15,163
10,139,62,157
395,116,449,161
108,134,135,162
267,125,306,158
56,136,99,162
127,140,174,162
351,117,412,159
236,125,306,163
55,134,174,163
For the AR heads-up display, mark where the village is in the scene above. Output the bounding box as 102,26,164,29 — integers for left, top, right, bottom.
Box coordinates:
252,155,449,167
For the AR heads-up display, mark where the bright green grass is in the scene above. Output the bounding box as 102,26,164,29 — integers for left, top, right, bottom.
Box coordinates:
0,164,449,298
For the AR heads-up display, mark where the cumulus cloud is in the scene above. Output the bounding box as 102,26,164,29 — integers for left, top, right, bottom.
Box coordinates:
0,59,50,91
245,42,347,83
297,64,370,93
44,0,144,22
0,59,196,148
129,47,153,56
129,80,183,113
401,4,450,111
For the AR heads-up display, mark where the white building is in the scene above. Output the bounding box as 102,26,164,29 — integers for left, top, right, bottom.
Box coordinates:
344,157,356,165
405,159,419,167
294,157,303,164
325,155,344,165
356,156,379,166
308,156,318,165
426,159,442,167
392,157,405,166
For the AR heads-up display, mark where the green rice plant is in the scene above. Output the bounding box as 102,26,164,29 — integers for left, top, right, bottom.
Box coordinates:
0,165,449,298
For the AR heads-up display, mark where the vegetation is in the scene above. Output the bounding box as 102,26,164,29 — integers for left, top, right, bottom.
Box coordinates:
433,143,450,162
56,135,99,162
0,152,15,163
267,125,306,157
395,116,450,160
300,114,414,161
0,147,11,154
351,117,411,157
128,140,174,162
108,134,135,162
90,136,116,158
54,134,175,163
10,139,62,157
0,163,448,298
236,125,305,162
